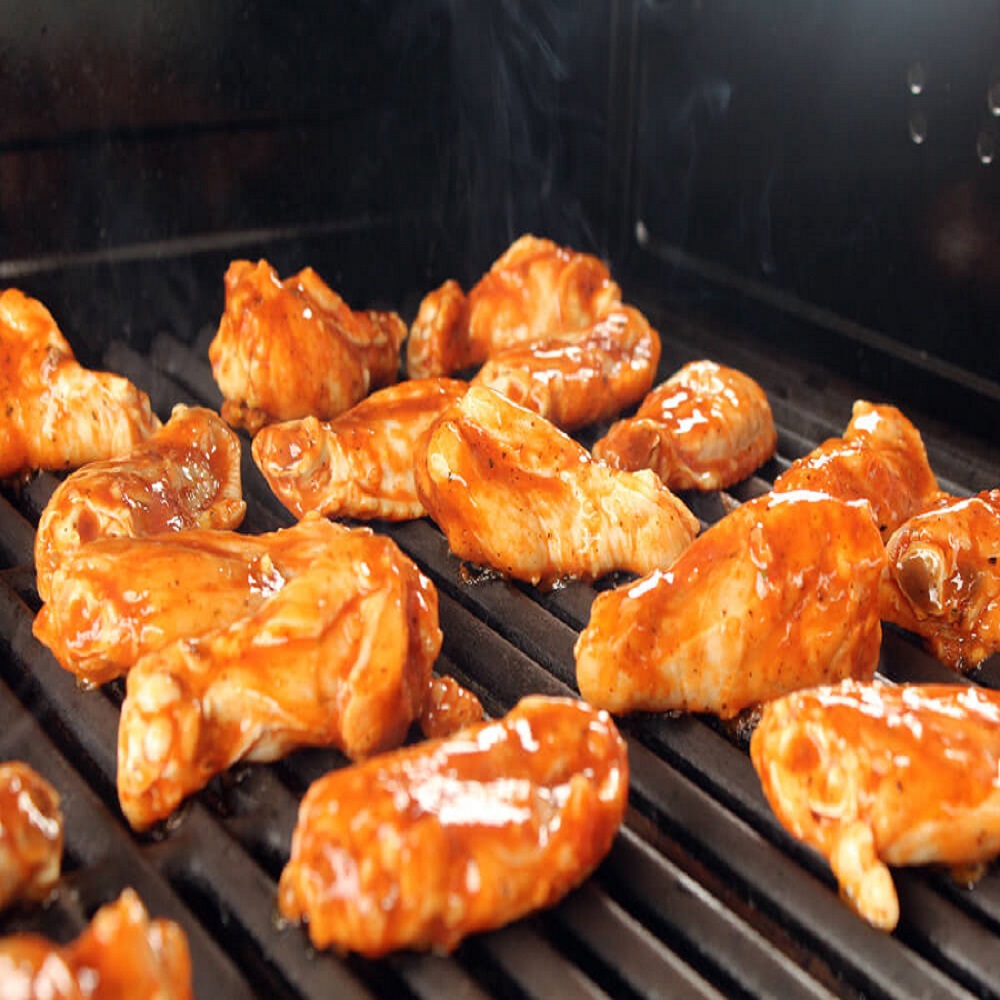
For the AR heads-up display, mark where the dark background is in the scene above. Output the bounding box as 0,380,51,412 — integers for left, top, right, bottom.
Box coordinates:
1,1,998,429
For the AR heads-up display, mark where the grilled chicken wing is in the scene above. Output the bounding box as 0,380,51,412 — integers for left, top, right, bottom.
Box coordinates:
0,763,62,912
575,491,885,717
33,517,349,686
471,305,660,432
880,489,1000,671
751,680,1000,931
772,401,941,539
0,888,192,999
209,259,406,434
278,695,628,957
416,386,700,586
252,377,467,520
35,404,245,602
418,675,484,740
0,288,160,479
117,525,441,831
592,360,777,490
406,235,621,379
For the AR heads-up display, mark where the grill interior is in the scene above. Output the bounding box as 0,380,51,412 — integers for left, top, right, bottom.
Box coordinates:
2,251,1000,1000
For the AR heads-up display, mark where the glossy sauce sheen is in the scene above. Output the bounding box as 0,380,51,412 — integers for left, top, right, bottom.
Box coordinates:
575,490,886,717
0,288,160,478
34,404,246,602
880,489,1000,670
406,234,622,379
593,359,777,490
0,888,193,999
209,259,406,434
252,377,468,520
418,675,485,740
278,695,628,957
751,680,1000,930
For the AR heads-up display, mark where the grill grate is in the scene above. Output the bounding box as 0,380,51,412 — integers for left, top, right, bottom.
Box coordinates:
2,283,1000,1000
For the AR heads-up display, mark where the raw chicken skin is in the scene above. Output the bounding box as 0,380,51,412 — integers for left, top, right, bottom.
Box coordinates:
278,695,628,957
252,377,467,520
407,235,621,379
35,404,245,602
0,888,192,999
575,491,885,717
772,401,941,539
0,763,62,912
751,680,1000,931
471,306,661,431
415,386,700,586
209,259,406,433
592,360,777,491
0,288,160,479
117,524,442,831
880,489,1000,671
34,517,351,686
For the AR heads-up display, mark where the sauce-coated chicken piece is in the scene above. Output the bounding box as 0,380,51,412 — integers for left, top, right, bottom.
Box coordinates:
0,288,160,479
592,360,777,491
209,259,406,434
278,695,628,957
418,674,484,740
880,489,1000,671
0,763,62,912
471,306,661,432
35,404,245,603
751,680,1000,931
33,518,347,686
575,491,886,717
407,235,622,379
252,377,468,520
117,525,442,831
772,400,941,539
415,386,700,586
0,888,192,999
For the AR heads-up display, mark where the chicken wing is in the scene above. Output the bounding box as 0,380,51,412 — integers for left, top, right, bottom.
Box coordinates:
117,525,442,831
0,888,192,999
415,385,700,586
35,404,245,602
0,288,160,479
592,360,777,491
33,517,350,686
751,680,1000,931
575,490,885,717
471,305,660,432
209,259,406,434
278,695,628,957
772,401,941,539
252,377,467,520
418,675,484,739
406,235,622,379
880,489,1000,671
0,763,62,912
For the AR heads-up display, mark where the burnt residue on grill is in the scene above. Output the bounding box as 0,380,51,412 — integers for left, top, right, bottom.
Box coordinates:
2,287,1000,1000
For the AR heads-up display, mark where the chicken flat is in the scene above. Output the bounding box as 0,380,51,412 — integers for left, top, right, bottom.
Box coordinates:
772,400,941,539
0,288,160,479
415,385,700,586
33,517,350,686
117,525,442,831
471,305,660,432
406,234,622,379
592,359,777,491
0,763,62,912
209,259,406,434
575,491,885,718
0,888,192,999
252,377,467,520
880,489,1000,671
278,695,628,957
35,404,245,603
751,680,1000,931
